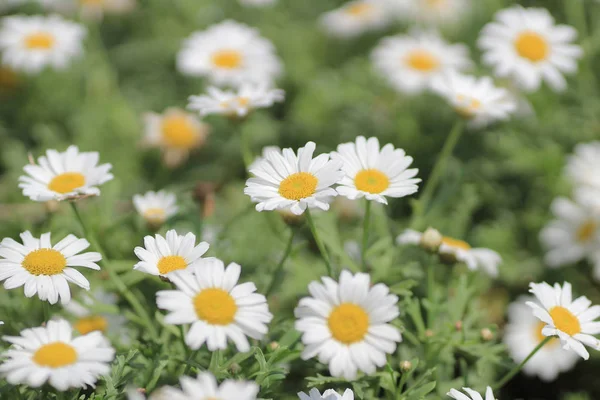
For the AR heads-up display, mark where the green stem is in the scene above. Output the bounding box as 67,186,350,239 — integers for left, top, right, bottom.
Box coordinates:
361,200,371,271
209,349,221,373
179,325,188,352
42,302,51,322
493,337,552,390
265,230,295,297
305,209,333,277
426,261,435,327
238,124,253,170
183,350,198,376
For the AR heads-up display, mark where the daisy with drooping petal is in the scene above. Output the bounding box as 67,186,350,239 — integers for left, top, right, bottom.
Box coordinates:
504,296,579,381
143,108,210,168
0,319,115,391
299,388,354,400
431,71,517,129
396,229,501,277
0,14,86,74
320,0,392,39
156,258,272,352
0,231,101,304
565,141,600,191
18,145,113,202
133,229,210,277
177,20,282,87
244,141,344,215
188,84,284,118
331,136,420,204
393,0,472,27
371,29,471,94
155,372,259,400
133,190,178,227
294,270,402,380
447,386,495,400
478,6,583,92
527,281,600,360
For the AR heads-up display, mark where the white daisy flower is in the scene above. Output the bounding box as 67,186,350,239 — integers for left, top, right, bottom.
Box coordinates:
177,20,282,87
478,6,583,92
0,14,86,74
249,145,282,171
19,145,113,202
431,71,517,129
331,136,421,204
320,0,392,39
143,107,210,168
294,270,402,380
38,0,136,21
133,190,178,227
393,0,472,27
371,29,471,94
0,231,101,304
188,84,284,118
565,141,600,191
155,372,259,400
447,386,495,400
244,141,344,215
239,0,276,6
527,281,600,360
504,296,579,381
299,388,354,400
396,229,502,277
156,258,273,352
0,319,115,391
133,229,210,277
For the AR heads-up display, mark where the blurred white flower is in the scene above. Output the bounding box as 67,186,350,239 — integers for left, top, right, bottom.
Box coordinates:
177,20,282,87
156,372,259,400
188,84,284,118
565,141,600,191
447,386,495,400
38,0,136,20
371,29,471,94
133,190,178,227
478,6,583,92
391,0,472,27
320,0,392,39
298,388,354,400
0,14,86,74
239,0,276,6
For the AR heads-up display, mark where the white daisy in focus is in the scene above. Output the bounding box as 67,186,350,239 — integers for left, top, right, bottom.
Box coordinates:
143,108,210,168
0,319,115,391
239,0,276,6
294,270,402,380
447,386,495,400
244,141,344,215
177,20,282,87
320,0,391,39
133,190,178,228
396,229,502,277
299,388,354,400
504,296,579,381
394,0,472,27
565,141,600,191
478,6,583,92
0,14,86,74
331,136,420,204
188,84,284,118
527,281,600,360
133,229,210,277
249,145,281,171
372,29,471,94
156,258,273,352
0,231,101,304
38,0,136,21
156,372,259,400
431,71,517,129
18,145,113,202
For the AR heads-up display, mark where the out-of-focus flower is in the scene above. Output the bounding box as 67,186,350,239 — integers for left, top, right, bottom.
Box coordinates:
133,190,178,228
177,20,282,87
156,372,259,400
320,0,392,39
447,387,495,400
298,388,354,400
239,0,276,6
392,0,472,27
565,141,600,191
38,0,136,21
478,6,583,92
188,84,284,118
372,29,471,94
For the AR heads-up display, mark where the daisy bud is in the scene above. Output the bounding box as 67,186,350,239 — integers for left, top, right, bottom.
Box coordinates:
229,363,242,374
425,329,434,337
400,360,412,372
455,320,463,331
44,200,60,214
480,328,493,341
269,341,280,351
277,208,304,226
420,227,442,253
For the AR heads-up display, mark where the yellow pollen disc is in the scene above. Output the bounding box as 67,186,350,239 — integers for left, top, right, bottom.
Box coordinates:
32,342,78,368
549,306,581,336
405,50,439,72
237,97,250,107
328,303,370,344
143,208,166,224
161,115,198,149
425,0,445,7
157,255,187,275
211,49,243,69
24,32,55,50
193,288,238,325
346,3,373,16
514,31,549,62
47,172,86,194
278,172,318,201
441,236,471,250
455,95,481,119
22,249,67,276
354,169,390,194
74,315,108,335
576,221,596,243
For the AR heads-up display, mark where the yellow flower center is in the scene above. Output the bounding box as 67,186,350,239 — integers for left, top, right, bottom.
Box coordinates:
193,288,238,325
47,172,86,194
22,249,67,276
143,208,166,224
441,237,471,250
424,0,445,7
405,50,439,72
328,303,370,344
278,172,318,201
211,49,243,69
533,321,558,347
576,221,596,243
32,342,78,368
345,3,373,16
237,97,250,107
24,32,55,50
455,95,481,119
161,115,198,149
354,169,390,194
514,31,549,62
157,255,187,275
74,315,108,335
549,306,581,336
